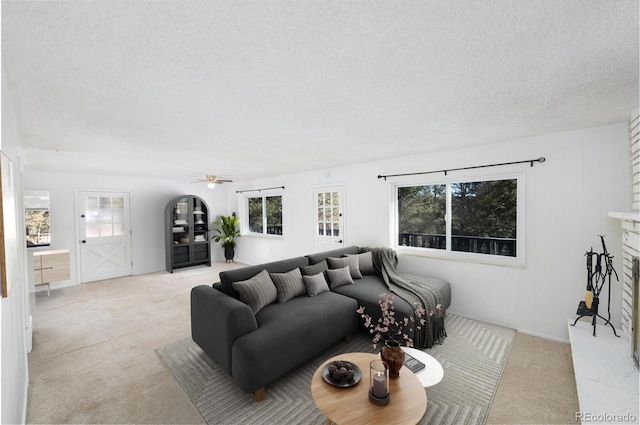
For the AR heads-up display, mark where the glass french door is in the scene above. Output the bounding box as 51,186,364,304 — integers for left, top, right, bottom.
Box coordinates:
313,186,344,252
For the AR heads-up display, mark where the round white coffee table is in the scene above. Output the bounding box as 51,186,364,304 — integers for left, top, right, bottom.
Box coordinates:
402,347,444,387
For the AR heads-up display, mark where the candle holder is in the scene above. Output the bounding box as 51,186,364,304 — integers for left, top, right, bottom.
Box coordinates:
368,359,390,406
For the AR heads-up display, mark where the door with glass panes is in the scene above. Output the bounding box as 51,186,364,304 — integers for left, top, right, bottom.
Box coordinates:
313,186,344,252
77,191,132,283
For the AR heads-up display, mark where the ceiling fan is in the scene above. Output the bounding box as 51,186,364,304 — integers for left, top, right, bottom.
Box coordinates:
192,175,233,189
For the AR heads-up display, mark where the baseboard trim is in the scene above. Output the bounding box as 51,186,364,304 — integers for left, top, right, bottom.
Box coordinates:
516,327,569,344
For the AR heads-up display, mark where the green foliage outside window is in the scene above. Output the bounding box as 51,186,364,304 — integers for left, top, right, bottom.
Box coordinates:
397,179,518,257
25,190,50,247
248,195,283,235
398,184,446,248
248,197,263,233
451,180,516,239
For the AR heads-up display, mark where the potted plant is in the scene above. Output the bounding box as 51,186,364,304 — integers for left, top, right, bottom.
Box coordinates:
212,212,241,262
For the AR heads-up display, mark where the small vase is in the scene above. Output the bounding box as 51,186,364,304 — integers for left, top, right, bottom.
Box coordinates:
380,340,405,379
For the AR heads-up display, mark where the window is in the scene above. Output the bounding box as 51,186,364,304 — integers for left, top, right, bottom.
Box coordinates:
25,190,50,247
316,190,341,237
396,174,523,265
84,195,126,238
247,194,283,235
398,184,446,249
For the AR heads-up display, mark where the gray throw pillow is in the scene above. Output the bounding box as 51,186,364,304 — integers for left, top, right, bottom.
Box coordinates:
232,269,277,313
325,265,354,289
346,251,375,275
270,268,306,303
300,260,328,276
327,256,362,279
302,272,330,297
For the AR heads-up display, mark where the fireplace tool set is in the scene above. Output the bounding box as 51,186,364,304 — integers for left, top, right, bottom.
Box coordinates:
572,235,619,337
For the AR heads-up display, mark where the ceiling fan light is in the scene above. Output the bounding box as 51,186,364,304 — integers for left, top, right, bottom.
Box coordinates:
207,182,216,189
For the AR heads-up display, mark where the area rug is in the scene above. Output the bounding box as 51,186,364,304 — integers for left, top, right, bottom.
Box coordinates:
156,314,515,425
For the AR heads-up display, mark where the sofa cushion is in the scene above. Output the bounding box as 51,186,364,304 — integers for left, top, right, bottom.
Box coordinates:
232,270,278,314
305,246,360,265
300,260,328,276
346,251,375,275
332,275,416,337
270,268,306,303
302,272,330,296
326,265,354,289
327,255,362,279
220,256,309,299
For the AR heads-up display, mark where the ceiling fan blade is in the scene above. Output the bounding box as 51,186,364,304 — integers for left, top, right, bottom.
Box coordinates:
190,175,232,185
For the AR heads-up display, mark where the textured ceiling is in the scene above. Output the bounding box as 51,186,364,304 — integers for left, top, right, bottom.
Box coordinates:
2,1,638,182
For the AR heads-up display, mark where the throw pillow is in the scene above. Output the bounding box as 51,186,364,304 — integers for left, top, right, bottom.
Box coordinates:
327,256,362,279
325,265,354,289
232,269,277,314
300,260,328,276
302,272,330,297
270,268,306,303
346,251,375,275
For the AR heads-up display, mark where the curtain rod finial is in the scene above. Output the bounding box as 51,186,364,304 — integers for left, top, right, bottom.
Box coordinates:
531,157,546,166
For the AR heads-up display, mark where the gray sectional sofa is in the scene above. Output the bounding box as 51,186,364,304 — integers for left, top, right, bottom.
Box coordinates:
190,246,451,401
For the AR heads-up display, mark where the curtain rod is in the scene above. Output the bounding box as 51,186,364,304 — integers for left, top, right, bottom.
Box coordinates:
377,157,546,180
236,186,285,194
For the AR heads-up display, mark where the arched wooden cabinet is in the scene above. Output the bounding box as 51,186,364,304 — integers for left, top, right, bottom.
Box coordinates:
165,195,211,272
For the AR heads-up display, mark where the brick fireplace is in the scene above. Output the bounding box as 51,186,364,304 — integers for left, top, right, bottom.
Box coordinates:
607,110,639,361
633,257,639,367
608,211,640,358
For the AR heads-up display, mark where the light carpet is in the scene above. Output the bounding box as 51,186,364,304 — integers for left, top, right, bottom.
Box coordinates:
156,314,515,425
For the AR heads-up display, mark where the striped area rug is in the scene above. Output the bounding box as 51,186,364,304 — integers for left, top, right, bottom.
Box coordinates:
156,314,514,425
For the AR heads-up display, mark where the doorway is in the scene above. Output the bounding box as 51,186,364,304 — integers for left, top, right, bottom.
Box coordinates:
313,185,344,252
76,191,132,283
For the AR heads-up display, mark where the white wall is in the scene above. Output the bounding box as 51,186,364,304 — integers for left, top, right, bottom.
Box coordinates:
230,123,631,342
1,69,30,425
21,171,232,290
10,120,632,424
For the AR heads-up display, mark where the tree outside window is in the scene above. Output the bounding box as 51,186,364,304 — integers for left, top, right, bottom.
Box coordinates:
451,180,517,256
397,177,518,259
247,194,283,235
398,184,446,249
25,190,50,247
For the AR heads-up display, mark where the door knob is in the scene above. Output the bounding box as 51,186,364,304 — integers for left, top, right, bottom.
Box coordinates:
81,240,86,243
336,240,343,243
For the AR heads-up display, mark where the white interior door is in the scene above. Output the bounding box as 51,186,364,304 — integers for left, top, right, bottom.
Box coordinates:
77,191,132,283
313,186,344,252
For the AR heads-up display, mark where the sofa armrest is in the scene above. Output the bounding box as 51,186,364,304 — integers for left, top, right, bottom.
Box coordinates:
191,285,258,375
